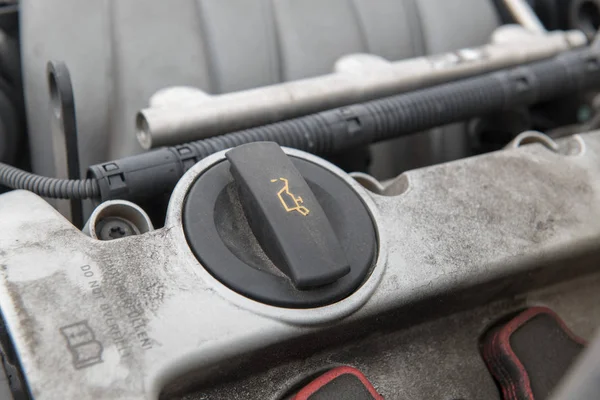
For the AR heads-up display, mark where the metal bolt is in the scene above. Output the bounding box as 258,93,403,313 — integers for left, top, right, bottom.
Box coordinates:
96,217,137,241
108,225,126,238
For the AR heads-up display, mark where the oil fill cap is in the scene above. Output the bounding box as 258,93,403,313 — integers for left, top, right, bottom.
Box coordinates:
183,142,377,308
226,142,350,289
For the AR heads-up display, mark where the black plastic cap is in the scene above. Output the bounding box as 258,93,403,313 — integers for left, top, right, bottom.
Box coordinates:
183,144,377,308
226,143,350,289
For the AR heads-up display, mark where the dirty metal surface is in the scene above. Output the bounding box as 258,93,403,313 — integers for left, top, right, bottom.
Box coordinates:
180,274,600,400
0,133,599,399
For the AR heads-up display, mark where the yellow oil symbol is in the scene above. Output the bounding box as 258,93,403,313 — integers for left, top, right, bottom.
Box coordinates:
270,178,310,216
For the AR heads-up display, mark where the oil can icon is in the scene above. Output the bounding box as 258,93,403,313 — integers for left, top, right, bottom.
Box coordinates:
271,178,310,216
60,321,103,369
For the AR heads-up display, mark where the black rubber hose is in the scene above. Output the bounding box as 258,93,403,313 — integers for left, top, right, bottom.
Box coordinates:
88,46,600,202
0,162,99,199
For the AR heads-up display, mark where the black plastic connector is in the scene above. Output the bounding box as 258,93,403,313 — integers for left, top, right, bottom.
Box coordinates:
87,146,201,203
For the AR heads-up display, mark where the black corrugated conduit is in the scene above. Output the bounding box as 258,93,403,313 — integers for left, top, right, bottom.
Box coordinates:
2,46,600,201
